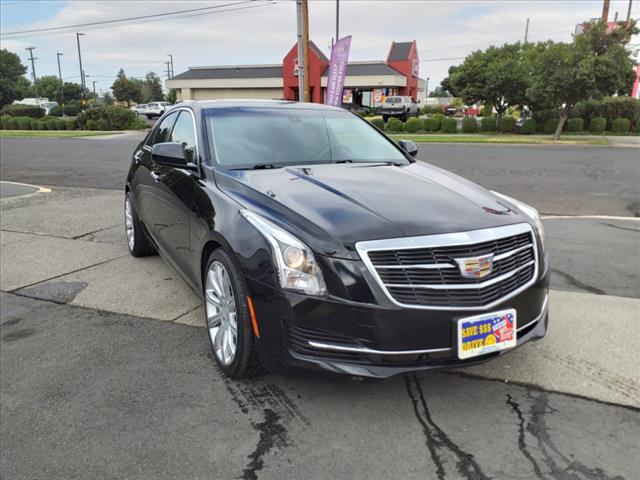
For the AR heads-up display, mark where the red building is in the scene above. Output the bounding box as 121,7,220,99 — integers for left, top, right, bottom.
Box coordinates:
167,40,425,107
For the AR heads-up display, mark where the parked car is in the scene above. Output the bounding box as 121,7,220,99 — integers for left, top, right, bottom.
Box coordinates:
125,100,549,379
131,104,149,116
381,96,420,122
145,101,172,119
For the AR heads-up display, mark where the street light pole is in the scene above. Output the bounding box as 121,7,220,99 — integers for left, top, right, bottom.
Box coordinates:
336,0,339,41
425,77,430,98
76,33,85,89
301,0,310,102
168,54,174,77
92,80,97,100
56,52,64,105
296,0,304,100
25,47,38,97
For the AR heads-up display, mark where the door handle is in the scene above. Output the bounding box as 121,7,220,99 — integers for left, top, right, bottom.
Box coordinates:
150,171,163,182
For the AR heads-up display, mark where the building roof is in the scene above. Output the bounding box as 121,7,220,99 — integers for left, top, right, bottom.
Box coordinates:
388,41,413,61
321,62,403,77
309,41,329,62
172,65,283,80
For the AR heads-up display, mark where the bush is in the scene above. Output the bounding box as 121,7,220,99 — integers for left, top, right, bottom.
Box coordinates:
125,117,149,130
4,116,18,129
370,118,385,130
16,116,32,130
386,117,405,132
422,117,440,132
86,119,97,130
588,117,606,133
96,118,110,131
532,108,558,130
76,111,87,127
521,118,536,134
0,115,11,129
441,117,457,133
55,119,66,130
611,118,631,134
0,104,46,118
65,119,77,130
45,119,57,130
566,118,584,133
461,116,477,133
82,105,136,130
49,105,63,117
543,118,559,134
405,117,422,133
573,97,640,131
63,104,81,116
480,117,496,132
499,116,516,133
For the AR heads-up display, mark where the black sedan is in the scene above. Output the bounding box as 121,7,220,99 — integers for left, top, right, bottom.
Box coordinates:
125,100,549,378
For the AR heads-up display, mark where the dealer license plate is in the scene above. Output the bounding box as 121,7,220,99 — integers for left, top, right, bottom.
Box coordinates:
457,309,517,360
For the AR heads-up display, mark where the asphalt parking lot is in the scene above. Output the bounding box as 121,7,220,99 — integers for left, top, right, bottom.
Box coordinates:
1,133,639,479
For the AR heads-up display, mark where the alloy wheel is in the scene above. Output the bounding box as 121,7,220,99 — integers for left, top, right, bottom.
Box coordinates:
205,261,238,366
125,197,134,251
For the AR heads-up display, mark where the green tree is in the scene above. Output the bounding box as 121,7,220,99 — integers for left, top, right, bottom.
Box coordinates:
0,49,28,107
111,69,142,106
61,82,89,102
33,75,63,101
527,20,638,140
442,43,530,128
428,85,449,98
165,88,177,104
144,72,164,102
101,91,114,105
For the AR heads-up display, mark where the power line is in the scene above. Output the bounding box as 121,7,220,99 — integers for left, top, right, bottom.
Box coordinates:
1,2,275,40
1,0,257,36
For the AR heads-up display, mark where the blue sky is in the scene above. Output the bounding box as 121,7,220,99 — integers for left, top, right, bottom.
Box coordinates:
1,1,638,97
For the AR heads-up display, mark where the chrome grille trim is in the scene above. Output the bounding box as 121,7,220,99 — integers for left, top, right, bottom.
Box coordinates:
307,341,453,355
375,262,456,270
356,223,539,311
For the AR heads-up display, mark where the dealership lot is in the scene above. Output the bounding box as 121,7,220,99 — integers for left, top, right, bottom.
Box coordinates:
1,135,639,479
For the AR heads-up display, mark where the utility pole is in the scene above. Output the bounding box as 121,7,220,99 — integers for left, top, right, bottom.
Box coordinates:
56,52,64,105
168,54,174,77
165,61,172,79
92,80,97,100
425,77,430,97
602,0,610,22
336,0,340,42
76,33,85,89
625,0,633,29
524,17,530,43
301,0,310,102
296,0,304,100
25,47,38,93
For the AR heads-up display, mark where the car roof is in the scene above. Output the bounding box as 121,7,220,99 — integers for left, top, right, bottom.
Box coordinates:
174,99,347,113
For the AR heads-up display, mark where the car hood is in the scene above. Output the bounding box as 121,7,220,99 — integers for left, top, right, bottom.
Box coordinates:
215,162,529,258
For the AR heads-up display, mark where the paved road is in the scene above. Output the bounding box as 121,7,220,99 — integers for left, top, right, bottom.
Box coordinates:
2,136,639,216
2,292,638,480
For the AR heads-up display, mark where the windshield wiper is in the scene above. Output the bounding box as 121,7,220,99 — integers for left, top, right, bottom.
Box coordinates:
232,163,279,170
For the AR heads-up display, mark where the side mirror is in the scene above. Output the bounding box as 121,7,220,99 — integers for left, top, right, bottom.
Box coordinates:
151,142,188,167
397,139,418,157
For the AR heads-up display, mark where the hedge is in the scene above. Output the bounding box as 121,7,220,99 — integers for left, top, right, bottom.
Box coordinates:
441,117,457,133
46,119,57,130
81,106,136,130
49,106,63,117
573,97,640,131
0,115,11,129
126,117,150,130
423,117,441,132
370,118,385,130
611,118,630,134
96,118,110,131
86,119,97,130
55,119,66,130
386,117,405,133
480,117,496,132
16,116,32,130
63,104,81,116
1,104,46,118
65,119,77,130
588,117,606,133
461,116,477,133
521,118,536,134
543,118,559,134
499,116,516,133
405,117,422,133
566,118,584,133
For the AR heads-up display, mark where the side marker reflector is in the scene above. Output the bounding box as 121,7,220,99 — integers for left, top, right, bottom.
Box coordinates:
247,296,260,338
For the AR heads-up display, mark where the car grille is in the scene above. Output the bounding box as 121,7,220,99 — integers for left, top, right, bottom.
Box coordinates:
358,224,538,310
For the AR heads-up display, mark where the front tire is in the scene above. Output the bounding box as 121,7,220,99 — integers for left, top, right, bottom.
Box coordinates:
124,193,156,257
204,249,258,378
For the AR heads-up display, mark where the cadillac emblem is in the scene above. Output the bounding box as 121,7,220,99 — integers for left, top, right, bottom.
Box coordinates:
455,254,495,279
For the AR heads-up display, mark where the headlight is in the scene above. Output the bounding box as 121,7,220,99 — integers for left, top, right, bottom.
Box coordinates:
491,191,545,248
240,210,327,296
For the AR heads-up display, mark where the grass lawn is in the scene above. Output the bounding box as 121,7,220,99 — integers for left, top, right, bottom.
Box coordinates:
386,133,610,146
0,130,123,138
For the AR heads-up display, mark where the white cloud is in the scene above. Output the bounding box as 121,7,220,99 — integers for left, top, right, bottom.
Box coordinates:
1,0,637,95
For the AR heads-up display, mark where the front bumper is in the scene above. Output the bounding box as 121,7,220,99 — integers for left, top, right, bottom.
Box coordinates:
246,269,549,378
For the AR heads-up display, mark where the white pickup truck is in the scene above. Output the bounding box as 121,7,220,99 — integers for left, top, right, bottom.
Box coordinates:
145,102,172,119
381,96,420,122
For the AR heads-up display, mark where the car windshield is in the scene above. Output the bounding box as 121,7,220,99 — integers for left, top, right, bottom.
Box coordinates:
205,107,408,168
384,97,402,104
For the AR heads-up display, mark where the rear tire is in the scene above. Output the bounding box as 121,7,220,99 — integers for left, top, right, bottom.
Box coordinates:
204,248,259,378
125,193,156,257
